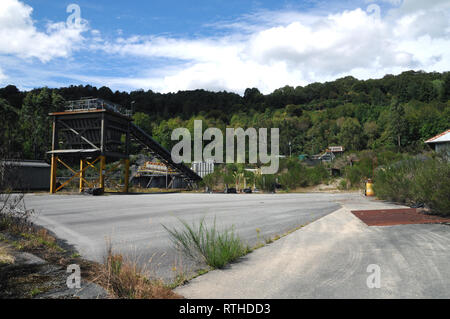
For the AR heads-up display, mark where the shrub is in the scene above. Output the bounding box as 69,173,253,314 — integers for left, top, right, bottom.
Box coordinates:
279,161,308,190
338,179,348,190
342,155,376,189
412,157,450,216
0,193,35,234
163,217,249,269
255,174,277,192
374,156,450,216
306,165,329,186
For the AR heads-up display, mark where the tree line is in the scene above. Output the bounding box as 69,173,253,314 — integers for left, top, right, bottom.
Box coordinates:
0,70,449,161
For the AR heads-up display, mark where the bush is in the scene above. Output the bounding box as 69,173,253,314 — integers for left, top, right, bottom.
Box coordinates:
306,165,329,186
0,193,35,233
341,154,376,189
200,171,220,190
374,156,450,216
255,174,277,192
100,244,181,299
338,179,348,190
163,217,249,269
279,161,308,190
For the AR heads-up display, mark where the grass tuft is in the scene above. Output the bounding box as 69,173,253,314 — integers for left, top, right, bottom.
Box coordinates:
0,245,14,265
163,217,249,269
97,244,181,299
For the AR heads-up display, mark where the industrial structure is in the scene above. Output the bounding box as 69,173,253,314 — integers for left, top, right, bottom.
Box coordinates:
301,146,345,165
48,98,201,194
131,161,189,189
191,159,215,178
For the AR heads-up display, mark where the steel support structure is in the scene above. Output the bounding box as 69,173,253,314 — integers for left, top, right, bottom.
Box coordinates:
48,108,132,194
49,155,130,194
48,98,201,194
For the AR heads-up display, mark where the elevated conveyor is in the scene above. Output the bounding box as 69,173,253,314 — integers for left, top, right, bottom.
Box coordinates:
130,123,202,184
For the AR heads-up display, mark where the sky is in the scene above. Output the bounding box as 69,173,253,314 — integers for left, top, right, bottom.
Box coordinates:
0,0,449,95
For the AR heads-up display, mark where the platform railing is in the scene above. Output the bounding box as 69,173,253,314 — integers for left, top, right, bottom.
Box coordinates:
65,98,132,117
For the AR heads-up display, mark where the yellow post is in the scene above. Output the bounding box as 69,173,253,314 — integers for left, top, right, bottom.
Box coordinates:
365,179,375,197
99,155,106,190
50,155,57,194
79,159,85,193
123,158,130,193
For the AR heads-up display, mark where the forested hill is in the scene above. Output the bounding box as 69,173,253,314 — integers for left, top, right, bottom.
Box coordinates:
0,70,449,160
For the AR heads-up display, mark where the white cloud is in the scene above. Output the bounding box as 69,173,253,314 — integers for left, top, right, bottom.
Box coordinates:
0,0,87,63
1,0,449,94
91,0,449,94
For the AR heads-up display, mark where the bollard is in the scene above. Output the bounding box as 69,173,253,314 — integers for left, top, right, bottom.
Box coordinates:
365,179,375,197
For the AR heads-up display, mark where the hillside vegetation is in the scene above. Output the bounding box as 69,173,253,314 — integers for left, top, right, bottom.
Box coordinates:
1,70,449,160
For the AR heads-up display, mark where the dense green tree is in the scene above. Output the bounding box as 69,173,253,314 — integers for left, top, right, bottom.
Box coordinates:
442,73,450,102
386,101,408,149
337,118,364,151
132,112,153,134
18,88,64,159
364,121,379,149
0,98,20,157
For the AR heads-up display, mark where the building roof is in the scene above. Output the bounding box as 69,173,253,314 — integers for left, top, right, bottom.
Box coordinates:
328,146,344,152
425,129,450,144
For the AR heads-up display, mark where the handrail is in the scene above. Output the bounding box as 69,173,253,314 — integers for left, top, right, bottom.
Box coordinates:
130,123,202,182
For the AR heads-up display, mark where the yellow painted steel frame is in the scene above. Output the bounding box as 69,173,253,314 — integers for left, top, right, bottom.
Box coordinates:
50,156,99,193
49,155,130,194
50,155,58,194
79,159,85,192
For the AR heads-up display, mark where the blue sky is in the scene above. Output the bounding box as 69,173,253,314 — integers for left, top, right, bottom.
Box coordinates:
0,0,449,94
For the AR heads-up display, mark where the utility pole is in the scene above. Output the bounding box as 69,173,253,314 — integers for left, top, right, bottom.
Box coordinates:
289,141,292,157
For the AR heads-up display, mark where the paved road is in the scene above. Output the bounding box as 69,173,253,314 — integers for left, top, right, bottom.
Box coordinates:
176,199,450,298
25,192,345,280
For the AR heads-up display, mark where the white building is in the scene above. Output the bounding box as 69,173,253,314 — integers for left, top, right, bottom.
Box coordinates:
425,129,450,158
191,159,215,178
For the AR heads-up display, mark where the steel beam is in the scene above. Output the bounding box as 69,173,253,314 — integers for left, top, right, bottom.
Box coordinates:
50,155,57,194
79,159,85,193
99,155,106,189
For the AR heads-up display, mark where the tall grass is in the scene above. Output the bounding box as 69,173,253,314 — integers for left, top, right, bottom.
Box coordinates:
374,155,450,216
163,217,249,269
98,244,181,299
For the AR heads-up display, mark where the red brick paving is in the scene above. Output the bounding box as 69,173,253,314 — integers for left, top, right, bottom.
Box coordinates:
351,208,450,226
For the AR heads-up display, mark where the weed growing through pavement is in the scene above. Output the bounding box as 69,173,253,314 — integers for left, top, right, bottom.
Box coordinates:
163,217,250,269
96,242,181,299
